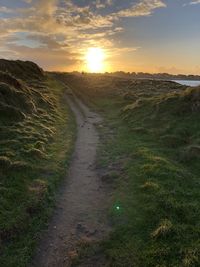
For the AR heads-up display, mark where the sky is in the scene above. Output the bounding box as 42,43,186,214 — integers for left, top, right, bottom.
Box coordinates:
0,0,200,74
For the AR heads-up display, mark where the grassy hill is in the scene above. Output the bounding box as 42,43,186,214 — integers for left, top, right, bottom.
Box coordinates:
0,59,44,81
2,66,199,266
62,73,200,267
0,60,76,267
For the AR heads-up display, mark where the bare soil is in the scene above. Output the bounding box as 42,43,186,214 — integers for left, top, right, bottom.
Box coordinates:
30,96,110,267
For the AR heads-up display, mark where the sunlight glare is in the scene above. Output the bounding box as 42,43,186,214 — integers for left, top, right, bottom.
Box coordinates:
86,47,105,73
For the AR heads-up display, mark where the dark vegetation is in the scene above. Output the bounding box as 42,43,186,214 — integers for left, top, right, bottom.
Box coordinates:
69,70,200,81
61,73,200,267
105,71,200,81
0,60,75,266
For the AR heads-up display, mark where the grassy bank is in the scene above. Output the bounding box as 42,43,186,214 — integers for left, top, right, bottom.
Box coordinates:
64,74,200,267
0,63,76,267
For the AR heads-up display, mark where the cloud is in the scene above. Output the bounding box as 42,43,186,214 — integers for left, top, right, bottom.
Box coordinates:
183,0,200,6
0,0,166,71
0,6,15,14
95,0,113,9
107,0,113,5
27,34,67,49
113,0,166,18
5,43,79,70
95,0,107,9
189,0,200,4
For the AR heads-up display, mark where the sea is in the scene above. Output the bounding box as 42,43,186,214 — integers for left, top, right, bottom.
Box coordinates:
172,80,200,87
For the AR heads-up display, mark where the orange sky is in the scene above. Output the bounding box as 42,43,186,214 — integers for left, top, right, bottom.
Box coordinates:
0,0,200,74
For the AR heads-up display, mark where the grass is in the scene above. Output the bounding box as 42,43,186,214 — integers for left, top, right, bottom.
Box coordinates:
0,59,44,81
97,98,200,267
0,65,76,267
62,73,200,267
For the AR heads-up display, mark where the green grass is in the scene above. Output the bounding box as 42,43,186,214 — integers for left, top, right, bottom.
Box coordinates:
62,74,200,267
98,98,200,267
0,71,76,267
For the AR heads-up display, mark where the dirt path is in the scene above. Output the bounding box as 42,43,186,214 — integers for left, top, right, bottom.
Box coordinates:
30,96,109,267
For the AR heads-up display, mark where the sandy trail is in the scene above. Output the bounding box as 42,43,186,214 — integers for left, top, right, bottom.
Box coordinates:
30,95,109,267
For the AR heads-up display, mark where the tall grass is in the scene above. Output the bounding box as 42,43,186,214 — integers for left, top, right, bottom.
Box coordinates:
0,63,76,267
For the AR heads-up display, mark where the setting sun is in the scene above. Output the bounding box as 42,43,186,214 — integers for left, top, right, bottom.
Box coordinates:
86,47,105,73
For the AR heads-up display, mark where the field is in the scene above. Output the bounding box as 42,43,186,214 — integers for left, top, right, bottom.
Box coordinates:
0,60,76,267
1,63,200,266
62,73,200,267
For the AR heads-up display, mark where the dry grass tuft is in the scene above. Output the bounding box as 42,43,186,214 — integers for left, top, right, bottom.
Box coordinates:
151,219,173,239
182,248,200,267
28,179,47,200
141,181,159,190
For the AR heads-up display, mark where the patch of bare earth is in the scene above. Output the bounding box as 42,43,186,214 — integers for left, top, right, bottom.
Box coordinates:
30,96,110,267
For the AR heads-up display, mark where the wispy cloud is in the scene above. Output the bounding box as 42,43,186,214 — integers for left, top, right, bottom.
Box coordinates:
183,0,200,6
113,0,166,18
0,6,14,14
188,0,200,4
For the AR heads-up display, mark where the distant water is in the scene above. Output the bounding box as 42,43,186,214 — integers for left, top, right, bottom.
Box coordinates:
172,80,200,87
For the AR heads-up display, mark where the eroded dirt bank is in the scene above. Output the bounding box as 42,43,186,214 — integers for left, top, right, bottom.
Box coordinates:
30,95,110,267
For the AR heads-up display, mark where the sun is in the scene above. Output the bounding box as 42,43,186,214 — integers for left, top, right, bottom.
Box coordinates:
86,47,105,73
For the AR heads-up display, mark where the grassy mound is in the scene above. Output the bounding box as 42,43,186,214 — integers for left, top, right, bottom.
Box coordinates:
108,86,200,267
0,59,44,81
123,86,200,165
124,85,200,113
0,71,57,124
0,62,75,267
